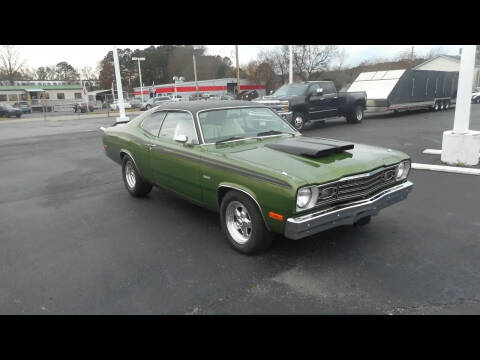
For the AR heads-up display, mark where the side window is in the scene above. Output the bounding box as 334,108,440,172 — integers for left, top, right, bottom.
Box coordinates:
159,111,198,144
141,111,166,136
324,82,337,94
308,83,320,95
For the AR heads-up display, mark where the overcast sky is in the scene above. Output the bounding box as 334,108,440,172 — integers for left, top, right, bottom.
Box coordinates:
14,45,461,72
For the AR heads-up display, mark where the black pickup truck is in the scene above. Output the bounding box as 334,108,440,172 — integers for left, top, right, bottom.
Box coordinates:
253,81,367,130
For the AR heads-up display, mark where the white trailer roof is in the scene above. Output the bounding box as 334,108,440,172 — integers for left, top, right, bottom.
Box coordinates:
348,69,406,100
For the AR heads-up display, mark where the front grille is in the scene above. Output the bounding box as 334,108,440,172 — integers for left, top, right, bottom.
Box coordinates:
315,165,398,207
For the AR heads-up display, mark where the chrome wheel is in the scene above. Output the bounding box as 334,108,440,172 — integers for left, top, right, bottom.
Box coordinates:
434,102,439,111
125,160,136,189
356,107,363,121
445,101,450,110
293,115,304,130
225,201,252,244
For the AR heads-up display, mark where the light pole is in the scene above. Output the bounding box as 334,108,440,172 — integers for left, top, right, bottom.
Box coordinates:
235,45,240,95
112,45,128,122
172,76,185,99
289,45,293,84
132,57,145,104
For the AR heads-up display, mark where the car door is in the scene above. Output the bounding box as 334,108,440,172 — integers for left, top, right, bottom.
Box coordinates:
306,83,330,119
323,82,340,116
149,110,202,203
136,110,167,181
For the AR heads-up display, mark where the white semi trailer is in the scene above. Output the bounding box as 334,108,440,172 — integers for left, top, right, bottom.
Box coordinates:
348,69,459,113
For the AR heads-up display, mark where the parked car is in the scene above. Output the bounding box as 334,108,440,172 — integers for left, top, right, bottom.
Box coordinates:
13,101,32,113
102,101,413,254
472,87,480,104
110,101,132,111
0,104,22,118
73,102,95,113
237,90,259,101
254,81,367,130
140,96,171,110
129,98,143,109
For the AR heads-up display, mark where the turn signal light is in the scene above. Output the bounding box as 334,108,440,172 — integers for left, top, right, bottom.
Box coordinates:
269,212,284,221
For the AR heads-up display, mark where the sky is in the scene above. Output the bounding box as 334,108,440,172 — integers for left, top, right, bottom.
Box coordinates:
13,45,462,73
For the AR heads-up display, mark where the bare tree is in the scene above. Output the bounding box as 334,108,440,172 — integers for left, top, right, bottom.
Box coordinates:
80,65,97,80
0,45,26,85
331,47,349,71
424,46,445,59
293,45,339,80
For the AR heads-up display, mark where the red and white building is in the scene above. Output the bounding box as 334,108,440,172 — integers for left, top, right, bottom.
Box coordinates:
134,78,266,99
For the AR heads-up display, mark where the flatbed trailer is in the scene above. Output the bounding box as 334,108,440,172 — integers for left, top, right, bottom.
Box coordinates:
348,69,459,113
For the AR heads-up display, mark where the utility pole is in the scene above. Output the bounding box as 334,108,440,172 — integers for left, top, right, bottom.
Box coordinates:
132,57,145,104
235,45,240,96
289,45,293,84
112,45,128,122
193,54,199,97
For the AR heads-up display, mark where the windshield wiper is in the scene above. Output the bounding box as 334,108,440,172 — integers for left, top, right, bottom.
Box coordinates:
215,136,246,144
256,130,290,137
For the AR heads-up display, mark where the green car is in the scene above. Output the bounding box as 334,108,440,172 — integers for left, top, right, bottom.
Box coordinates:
102,100,413,254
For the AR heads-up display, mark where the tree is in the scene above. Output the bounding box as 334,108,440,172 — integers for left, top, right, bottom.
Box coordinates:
0,45,26,85
292,45,339,80
55,61,79,81
245,60,275,92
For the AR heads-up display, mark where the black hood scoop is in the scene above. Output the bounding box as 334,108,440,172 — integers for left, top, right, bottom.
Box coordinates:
264,137,354,158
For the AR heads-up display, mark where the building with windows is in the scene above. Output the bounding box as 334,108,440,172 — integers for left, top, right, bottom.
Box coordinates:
0,84,84,111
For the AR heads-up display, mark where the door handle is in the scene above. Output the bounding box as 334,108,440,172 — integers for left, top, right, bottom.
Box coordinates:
145,143,158,149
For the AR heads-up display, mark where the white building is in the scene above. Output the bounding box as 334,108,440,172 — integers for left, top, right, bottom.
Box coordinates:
0,84,84,111
413,55,480,89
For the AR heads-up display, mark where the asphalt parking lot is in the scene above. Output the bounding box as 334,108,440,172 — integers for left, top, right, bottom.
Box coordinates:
1,105,479,314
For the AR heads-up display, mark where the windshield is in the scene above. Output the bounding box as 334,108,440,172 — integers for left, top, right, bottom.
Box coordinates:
198,107,298,144
272,83,308,97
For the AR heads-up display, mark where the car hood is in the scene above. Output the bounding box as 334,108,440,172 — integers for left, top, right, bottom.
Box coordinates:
205,136,408,186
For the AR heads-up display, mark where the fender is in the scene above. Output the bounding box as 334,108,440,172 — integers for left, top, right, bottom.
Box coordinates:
217,183,271,231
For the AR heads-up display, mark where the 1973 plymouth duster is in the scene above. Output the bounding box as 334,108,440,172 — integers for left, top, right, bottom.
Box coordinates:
102,100,413,254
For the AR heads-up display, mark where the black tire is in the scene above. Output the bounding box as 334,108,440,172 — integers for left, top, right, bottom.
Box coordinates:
346,104,364,123
291,112,306,131
354,216,371,226
444,100,450,110
146,104,152,110
220,190,273,255
122,155,152,197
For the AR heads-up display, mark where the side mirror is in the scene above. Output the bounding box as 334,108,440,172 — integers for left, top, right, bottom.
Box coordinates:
316,88,324,96
174,134,188,144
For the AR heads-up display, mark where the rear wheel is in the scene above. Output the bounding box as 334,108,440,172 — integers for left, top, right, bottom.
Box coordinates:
220,190,273,255
122,155,152,197
346,105,364,123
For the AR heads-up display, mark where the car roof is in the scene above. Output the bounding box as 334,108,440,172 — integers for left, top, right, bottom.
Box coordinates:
154,100,267,114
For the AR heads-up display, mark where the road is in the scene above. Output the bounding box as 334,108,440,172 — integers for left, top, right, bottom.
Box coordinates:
1,105,479,314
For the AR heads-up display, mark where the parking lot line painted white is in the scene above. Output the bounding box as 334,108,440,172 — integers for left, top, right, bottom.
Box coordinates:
423,148,480,157
412,163,480,175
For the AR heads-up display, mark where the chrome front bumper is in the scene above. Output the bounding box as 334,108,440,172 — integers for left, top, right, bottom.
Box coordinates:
284,181,414,240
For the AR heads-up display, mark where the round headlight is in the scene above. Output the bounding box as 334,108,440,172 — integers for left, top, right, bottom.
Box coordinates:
296,187,312,208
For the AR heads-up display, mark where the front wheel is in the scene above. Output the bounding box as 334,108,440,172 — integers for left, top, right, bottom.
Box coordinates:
220,191,273,255
346,105,364,123
291,112,306,131
122,155,152,197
